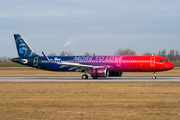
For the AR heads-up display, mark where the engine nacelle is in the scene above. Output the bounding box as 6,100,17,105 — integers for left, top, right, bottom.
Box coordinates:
91,68,109,78
109,72,123,77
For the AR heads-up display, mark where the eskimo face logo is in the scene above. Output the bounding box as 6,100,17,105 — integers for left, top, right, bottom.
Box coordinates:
18,42,28,56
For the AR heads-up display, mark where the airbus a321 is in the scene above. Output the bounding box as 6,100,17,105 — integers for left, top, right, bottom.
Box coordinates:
11,34,174,79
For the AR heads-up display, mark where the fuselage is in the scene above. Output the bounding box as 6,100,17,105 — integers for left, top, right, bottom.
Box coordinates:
12,55,174,72
12,34,175,79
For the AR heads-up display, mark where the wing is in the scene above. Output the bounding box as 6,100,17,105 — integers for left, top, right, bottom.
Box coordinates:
42,52,104,71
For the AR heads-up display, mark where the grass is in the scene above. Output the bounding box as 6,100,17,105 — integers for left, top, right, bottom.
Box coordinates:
0,68,179,77
0,62,25,67
171,61,180,67
0,65,180,119
0,83,180,120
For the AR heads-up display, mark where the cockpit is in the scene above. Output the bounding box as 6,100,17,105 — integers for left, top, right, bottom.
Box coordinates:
160,60,168,62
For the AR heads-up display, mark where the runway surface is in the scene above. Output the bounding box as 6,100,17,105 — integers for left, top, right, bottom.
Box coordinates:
0,77,180,82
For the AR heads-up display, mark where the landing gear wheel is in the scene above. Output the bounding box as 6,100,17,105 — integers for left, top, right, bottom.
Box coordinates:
152,72,156,79
92,77,98,79
82,74,88,79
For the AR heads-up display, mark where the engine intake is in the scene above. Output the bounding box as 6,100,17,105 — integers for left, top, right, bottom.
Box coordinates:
91,68,109,79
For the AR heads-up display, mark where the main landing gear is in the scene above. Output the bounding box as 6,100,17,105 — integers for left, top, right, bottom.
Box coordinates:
82,74,88,79
152,72,156,79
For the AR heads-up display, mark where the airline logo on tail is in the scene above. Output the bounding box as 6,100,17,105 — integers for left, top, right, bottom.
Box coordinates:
14,34,37,57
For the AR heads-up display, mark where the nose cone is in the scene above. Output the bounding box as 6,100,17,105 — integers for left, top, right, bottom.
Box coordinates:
167,63,174,70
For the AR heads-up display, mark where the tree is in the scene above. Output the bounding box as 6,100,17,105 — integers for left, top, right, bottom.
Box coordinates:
84,52,91,56
60,51,74,56
175,50,179,61
60,51,66,56
143,52,153,56
0,56,8,62
7,58,11,62
158,49,167,58
66,52,74,56
168,49,175,61
114,49,136,55
48,53,57,56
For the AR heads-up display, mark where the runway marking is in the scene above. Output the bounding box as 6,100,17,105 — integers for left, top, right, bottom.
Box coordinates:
0,77,180,82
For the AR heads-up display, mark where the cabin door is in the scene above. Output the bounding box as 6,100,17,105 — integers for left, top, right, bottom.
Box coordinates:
116,57,121,66
33,57,38,66
150,57,155,66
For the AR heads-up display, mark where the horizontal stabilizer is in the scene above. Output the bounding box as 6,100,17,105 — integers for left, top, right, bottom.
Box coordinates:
11,58,28,64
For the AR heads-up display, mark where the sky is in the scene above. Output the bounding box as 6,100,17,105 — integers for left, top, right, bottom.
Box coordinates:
0,0,180,57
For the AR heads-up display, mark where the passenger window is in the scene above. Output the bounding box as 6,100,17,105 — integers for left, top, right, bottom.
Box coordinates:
160,60,162,62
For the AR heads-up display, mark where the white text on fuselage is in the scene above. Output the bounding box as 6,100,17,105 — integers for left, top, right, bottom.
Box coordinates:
73,56,121,61
50,58,61,61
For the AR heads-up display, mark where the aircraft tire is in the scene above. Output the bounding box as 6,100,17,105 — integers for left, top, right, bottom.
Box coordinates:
82,75,88,79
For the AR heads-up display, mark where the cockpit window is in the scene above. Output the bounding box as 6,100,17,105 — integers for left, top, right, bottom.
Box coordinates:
161,60,168,62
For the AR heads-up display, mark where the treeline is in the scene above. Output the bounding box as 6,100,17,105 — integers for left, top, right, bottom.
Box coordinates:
48,49,180,61
0,56,11,62
1,49,180,62
114,49,180,61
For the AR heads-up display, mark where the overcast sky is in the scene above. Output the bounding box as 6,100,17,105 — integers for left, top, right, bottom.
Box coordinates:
0,0,180,57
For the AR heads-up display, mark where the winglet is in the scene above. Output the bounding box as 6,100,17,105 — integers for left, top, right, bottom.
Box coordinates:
42,52,50,61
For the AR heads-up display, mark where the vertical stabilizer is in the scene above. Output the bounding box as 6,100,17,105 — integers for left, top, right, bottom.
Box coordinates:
14,34,37,57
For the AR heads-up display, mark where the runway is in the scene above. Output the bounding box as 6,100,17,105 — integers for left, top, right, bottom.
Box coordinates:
0,77,180,82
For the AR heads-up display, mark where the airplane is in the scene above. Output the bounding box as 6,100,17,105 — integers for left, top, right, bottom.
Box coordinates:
11,34,174,79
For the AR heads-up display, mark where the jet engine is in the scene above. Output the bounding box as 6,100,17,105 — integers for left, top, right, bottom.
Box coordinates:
91,68,109,79
108,72,123,77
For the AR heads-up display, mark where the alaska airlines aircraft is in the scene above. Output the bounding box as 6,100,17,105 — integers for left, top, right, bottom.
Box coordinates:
12,34,174,79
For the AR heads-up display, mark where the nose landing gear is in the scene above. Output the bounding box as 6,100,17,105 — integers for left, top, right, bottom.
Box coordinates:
152,72,156,79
